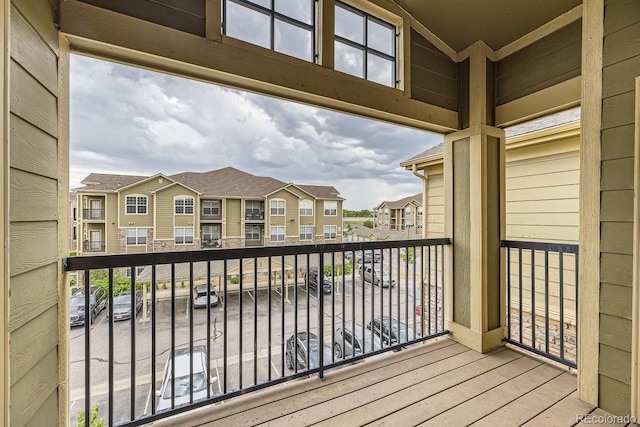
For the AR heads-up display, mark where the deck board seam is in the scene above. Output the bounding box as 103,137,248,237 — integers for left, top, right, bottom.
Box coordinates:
517,387,586,426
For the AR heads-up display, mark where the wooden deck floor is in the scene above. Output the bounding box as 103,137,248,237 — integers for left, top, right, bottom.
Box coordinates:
157,338,628,427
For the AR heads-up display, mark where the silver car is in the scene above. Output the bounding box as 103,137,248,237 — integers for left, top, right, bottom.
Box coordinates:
360,265,396,287
192,284,219,309
333,322,383,358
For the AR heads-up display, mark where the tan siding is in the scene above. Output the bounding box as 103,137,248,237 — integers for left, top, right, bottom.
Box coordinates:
425,173,444,238
10,168,57,222
599,375,633,418
600,314,632,352
8,264,58,331
119,179,167,227
106,193,119,251
226,199,242,236
10,115,57,179
315,200,341,233
9,221,57,277
600,344,632,385
25,389,58,427
267,190,298,233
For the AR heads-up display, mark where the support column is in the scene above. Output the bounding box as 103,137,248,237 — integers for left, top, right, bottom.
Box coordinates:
444,42,505,353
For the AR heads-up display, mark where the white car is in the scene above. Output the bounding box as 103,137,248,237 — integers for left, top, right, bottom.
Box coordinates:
156,345,217,412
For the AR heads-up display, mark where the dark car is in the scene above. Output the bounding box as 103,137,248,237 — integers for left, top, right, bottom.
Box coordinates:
285,331,334,371
108,290,143,321
70,286,107,326
366,316,420,346
192,284,219,308
305,268,332,294
354,250,381,264
333,322,383,358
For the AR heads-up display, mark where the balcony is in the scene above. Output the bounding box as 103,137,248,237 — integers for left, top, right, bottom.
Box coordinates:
200,211,222,221
245,238,264,246
64,238,581,427
245,210,264,221
83,208,105,220
82,240,105,252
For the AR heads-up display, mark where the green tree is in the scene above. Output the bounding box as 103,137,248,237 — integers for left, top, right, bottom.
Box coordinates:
362,220,374,229
89,269,139,296
324,263,353,277
77,405,105,427
400,247,414,265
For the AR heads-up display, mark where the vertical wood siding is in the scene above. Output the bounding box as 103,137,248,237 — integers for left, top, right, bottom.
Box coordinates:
598,0,640,415
8,0,61,425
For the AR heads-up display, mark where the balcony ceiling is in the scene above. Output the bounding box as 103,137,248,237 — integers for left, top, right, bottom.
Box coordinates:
394,0,583,52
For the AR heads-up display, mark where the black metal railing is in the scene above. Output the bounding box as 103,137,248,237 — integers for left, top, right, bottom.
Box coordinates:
502,240,579,368
83,240,105,252
245,210,264,220
64,238,450,427
83,208,105,220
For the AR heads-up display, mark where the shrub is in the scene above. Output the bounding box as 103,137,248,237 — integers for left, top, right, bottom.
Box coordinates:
323,263,352,276
362,220,374,229
76,405,105,427
230,276,239,284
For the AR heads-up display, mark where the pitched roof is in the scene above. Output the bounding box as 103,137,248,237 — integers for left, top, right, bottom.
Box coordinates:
378,193,422,210
402,143,444,164
169,167,286,198
297,184,344,200
76,173,149,191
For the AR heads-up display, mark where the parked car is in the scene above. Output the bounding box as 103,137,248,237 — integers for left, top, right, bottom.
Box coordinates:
305,268,332,294
363,250,381,263
108,290,143,321
70,286,107,326
285,331,334,370
333,322,383,358
192,284,219,308
366,316,420,346
156,345,217,411
359,265,396,287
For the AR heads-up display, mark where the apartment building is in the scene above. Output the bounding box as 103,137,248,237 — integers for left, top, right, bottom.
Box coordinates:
373,193,423,232
74,167,344,256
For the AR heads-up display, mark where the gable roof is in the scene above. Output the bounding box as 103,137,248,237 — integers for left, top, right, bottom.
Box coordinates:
76,173,150,192
297,185,344,200
169,167,286,198
377,193,422,210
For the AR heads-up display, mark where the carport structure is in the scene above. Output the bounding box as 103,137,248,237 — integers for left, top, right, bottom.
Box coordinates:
2,0,639,426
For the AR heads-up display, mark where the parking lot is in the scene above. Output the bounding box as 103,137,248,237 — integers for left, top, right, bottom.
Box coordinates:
69,262,428,425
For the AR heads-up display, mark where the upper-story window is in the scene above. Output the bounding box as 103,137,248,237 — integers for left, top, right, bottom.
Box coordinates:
202,200,220,215
126,195,147,214
175,197,194,215
417,208,423,216
223,0,316,62
324,201,337,216
405,208,411,216
300,200,313,216
384,208,389,215
334,1,397,88
270,199,285,216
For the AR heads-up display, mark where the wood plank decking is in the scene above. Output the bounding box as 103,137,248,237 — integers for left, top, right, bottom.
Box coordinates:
156,338,628,427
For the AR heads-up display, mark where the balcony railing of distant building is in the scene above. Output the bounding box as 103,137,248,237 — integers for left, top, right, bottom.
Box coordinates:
83,240,105,252
64,238,451,427
202,239,222,249
245,210,265,220
200,209,222,221
502,240,579,369
83,208,105,220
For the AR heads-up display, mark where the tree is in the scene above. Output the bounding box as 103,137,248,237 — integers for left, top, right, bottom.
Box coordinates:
76,405,105,427
400,247,414,265
362,220,374,229
324,263,352,277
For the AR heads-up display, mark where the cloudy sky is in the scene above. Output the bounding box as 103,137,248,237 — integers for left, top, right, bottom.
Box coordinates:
69,54,442,210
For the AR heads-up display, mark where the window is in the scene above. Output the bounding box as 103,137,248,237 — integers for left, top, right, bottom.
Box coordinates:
126,196,147,214
300,226,313,241
334,1,397,87
324,225,337,240
202,225,220,242
73,226,77,241
299,200,313,216
417,208,423,216
126,266,146,278
324,201,337,216
405,208,411,216
417,220,423,229
246,225,261,241
175,197,194,214
202,200,220,215
73,207,77,220
270,199,285,216
270,226,285,242
175,227,194,244
223,0,315,62
126,228,147,245
384,208,389,215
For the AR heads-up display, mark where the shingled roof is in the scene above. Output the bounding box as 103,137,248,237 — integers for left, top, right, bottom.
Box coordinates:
76,167,343,200
377,193,422,210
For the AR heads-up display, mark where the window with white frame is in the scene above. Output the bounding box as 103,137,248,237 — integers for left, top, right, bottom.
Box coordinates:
417,220,423,229
334,1,397,88
245,225,261,241
384,208,389,215
202,225,220,242
324,201,337,216
175,197,194,214
299,199,313,216
126,266,147,278
202,200,220,215
270,199,285,216
175,227,194,244
126,228,147,245
270,226,285,242
405,208,411,216
223,0,316,62
126,195,147,214
324,225,337,239
300,226,313,241
417,208,423,216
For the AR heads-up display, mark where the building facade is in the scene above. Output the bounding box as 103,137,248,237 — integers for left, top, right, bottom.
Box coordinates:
74,167,344,257
373,193,423,232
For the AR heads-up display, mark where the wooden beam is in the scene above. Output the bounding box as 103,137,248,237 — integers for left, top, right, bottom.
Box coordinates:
60,0,458,133
205,0,221,42
578,0,603,407
632,76,640,418
318,0,334,70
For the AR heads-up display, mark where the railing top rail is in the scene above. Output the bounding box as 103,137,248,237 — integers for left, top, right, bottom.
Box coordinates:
501,240,579,254
63,238,452,271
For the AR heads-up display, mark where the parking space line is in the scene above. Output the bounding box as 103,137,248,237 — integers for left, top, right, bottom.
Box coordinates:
270,361,280,378
215,366,222,395
144,384,152,414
